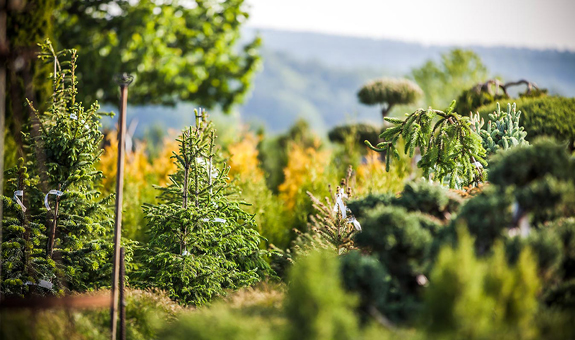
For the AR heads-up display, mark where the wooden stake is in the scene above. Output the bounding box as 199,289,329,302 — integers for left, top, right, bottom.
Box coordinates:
111,73,132,340
119,247,126,340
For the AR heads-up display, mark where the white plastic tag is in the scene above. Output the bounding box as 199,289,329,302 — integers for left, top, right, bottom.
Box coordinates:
70,113,78,120
38,280,54,290
44,189,63,211
350,217,362,231
24,280,54,290
13,190,26,212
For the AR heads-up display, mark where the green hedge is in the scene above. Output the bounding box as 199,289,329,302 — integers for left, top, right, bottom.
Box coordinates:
477,97,575,148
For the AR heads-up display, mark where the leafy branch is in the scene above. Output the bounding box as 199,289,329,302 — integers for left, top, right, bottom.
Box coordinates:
365,100,487,189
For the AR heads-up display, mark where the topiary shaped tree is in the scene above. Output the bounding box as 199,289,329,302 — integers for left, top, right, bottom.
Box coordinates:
357,78,423,120
138,109,271,306
455,78,547,116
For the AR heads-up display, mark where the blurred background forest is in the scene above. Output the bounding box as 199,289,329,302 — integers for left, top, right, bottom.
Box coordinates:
128,28,575,134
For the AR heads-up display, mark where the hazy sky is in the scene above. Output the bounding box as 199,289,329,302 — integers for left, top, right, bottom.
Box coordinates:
245,0,575,51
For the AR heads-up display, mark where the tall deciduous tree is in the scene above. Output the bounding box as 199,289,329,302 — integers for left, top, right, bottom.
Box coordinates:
55,0,261,111
411,49,488,109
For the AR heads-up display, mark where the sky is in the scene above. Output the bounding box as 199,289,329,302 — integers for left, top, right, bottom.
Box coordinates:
245,0,575,51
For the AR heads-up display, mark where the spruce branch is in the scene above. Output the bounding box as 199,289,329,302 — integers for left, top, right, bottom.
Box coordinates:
365,100,487,189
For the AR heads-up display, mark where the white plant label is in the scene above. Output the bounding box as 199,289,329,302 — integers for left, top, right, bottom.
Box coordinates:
13,190,26,212
45,189,64,211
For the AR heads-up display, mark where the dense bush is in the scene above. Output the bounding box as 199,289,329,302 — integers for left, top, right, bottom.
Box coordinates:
285,250,358,340
356,205,432,289
423,228,540,340
328,123,382,148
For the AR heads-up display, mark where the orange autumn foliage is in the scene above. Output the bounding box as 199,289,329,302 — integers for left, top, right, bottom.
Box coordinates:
228,132,264,182
279,139,331,211
98,131,177,193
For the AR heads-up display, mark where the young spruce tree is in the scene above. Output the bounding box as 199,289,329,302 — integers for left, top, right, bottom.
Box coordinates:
1,40,113,296
139,109,270,306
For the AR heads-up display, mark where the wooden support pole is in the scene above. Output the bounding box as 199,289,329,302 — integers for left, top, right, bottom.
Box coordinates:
119,247,126,340
111,73,132,340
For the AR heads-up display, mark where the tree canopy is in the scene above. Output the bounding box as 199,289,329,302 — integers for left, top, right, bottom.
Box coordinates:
411,49,488,109
55,0,261,111
357,78,422,120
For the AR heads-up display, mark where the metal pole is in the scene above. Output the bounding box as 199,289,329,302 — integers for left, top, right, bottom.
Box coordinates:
119,247,126,340
110,73,132,340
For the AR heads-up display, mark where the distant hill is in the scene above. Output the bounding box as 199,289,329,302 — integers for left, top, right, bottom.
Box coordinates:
243,28,575,95
110,28,575,136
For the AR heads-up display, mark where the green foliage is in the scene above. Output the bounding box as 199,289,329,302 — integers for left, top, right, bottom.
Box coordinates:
478,96,575,149
456,186,513,253
340,251,395,321
454,79,547,115
1,161,52,296
285,250,359,340
55,0,260,111
343,181,462,323
162,305,275,340
456,139,574,254
328,123,381,149
366,100,487,189
393,180,462,220
347,193,394,219
423,228,539,340
455,80,510,115
5,0,55,160
0,288,183,340
488,138,575,224
300,170,361,255
138,110,271,306
470,103,529,156
411,49,489,109
357,78,423,119
355,205,432,288
2,41,114,296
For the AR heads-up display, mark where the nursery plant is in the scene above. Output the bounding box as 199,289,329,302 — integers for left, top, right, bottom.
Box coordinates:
478,96,575,150
357,78,423,120
470,102,529,156
138,109,271,306
365,100,487,189
454,78,546,115
1,40,114,296
293,167,362,256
